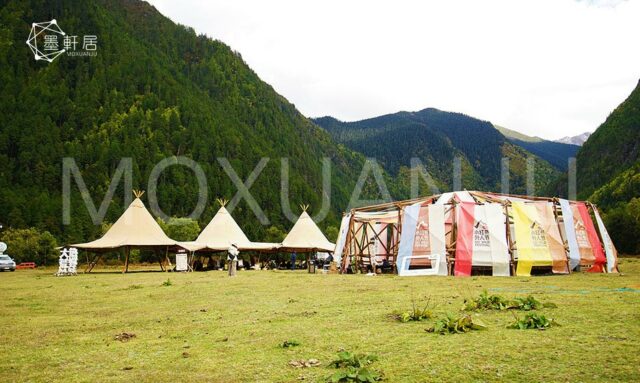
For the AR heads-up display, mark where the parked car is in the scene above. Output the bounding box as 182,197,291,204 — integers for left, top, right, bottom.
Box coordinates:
0,255,16,271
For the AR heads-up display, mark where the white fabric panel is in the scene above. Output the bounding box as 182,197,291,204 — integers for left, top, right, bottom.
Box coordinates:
397,202,421,272
559,199,580,270
593,207,616,273
485,204,510,276
435,192,454,205
435,191,474,205
428,204,448,275
469,204,510,276
333,214,351,266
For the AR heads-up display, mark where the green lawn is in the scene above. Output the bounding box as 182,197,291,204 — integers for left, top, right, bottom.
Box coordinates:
1,258,639,382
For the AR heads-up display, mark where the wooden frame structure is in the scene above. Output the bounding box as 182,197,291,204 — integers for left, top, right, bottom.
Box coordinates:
337,191,617,276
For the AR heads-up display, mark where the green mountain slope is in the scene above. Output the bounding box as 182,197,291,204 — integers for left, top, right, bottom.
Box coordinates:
494,125,580,170
577,80,640,200
494,125,544,143
315,109,560,194
576,80,640,253
0,0,371,242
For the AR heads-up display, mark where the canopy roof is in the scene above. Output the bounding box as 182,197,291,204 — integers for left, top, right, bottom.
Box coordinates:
182,206,278,252
72,198,177,250
281,211,336,252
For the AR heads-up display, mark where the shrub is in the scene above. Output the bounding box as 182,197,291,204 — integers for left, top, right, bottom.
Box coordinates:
510,296,557,311
279,340,300,348
328,366,382,383
426,314,487,335
463,290,510,311
464,291,557,311
508,313,558,330
328,351,382,383
391,298,433,322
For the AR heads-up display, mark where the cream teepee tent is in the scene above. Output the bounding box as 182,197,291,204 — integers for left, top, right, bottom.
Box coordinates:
190,205,278,251
280,207,336,253
72,191,180,272
181,199,278,252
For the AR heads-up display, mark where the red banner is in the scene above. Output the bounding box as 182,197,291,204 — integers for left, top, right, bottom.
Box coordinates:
454,202,474,276
576,202,606,272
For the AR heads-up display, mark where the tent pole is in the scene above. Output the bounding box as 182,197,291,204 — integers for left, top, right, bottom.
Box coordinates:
155,248,163,271
165,246,170,272
504,202,516,276
449,200,458,276
85,253,101,273
122,246,130,274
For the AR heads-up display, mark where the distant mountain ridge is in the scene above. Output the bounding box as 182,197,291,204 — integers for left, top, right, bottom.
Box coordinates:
314,108,560,194
555,132,591,146
495,125,580,170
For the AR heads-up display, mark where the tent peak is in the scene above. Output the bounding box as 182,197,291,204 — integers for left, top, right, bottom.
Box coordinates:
300,204,309,212
216,198,229,207
133,189,145,199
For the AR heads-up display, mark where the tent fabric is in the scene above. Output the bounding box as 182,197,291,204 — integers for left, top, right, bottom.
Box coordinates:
472,203,510,276
397,203,447,276
353,210,399,223
592,206,618,273
559,199,581,271
435,191,474,205
191,206,278,252
281,211,336,252
373,223,388,264
575,202,606,272
512,202,568,276
72,198,176,249
454,202,475,276
333,214,351,265
454,202,510,276
534,202,568,274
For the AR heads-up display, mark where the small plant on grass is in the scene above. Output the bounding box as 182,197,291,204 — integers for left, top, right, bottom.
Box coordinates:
426,313,487,335
510,295,557,311
328,351,382,382
328,366,382,382
279,340,300,348
126,284,143,290
391,298,433,322
507,312,558,330
463,290,510,311
464,291,557,311
161,278,172,287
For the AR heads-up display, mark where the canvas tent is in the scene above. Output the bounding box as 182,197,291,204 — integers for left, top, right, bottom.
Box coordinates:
181,203,278,253
71,191,181,273
336,191,618,276
280,208,336,253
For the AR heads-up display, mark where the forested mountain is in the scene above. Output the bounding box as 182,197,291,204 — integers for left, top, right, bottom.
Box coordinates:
0,0,375,243
314,109,559,194
494,125,580,170
575,80,640,253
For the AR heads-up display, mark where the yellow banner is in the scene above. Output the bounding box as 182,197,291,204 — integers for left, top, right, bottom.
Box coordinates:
512,202,553,276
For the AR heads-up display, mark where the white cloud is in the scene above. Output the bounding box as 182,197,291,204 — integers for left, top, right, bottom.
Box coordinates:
146,0,640,140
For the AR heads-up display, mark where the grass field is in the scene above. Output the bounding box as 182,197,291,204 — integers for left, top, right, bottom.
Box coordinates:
1,258,639,382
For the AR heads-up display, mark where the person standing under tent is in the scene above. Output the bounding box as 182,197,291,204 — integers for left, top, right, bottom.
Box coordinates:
228,244,239,277
290,252,297,271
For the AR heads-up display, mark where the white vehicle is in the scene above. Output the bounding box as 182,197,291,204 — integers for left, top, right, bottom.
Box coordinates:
0,254,16,272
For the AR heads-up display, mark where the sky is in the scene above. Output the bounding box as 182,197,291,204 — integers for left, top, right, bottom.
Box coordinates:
146,0,640,140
